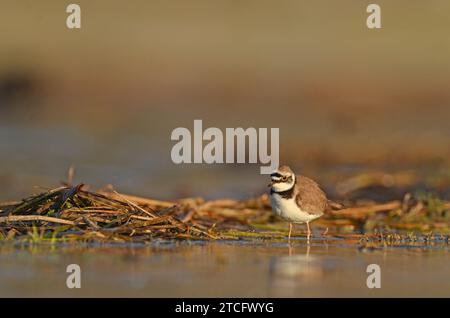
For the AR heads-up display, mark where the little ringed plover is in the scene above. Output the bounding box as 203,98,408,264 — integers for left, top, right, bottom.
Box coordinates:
269,165,341,241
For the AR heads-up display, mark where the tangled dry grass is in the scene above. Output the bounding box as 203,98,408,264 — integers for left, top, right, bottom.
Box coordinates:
0,182,449,244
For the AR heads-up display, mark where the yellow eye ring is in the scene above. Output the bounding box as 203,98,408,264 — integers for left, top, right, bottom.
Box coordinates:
281,176,288,181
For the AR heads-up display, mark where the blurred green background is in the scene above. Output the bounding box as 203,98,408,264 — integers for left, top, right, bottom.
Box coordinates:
1,0,450,200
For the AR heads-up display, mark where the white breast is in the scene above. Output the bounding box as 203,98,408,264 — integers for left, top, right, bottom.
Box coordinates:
270,193,321,223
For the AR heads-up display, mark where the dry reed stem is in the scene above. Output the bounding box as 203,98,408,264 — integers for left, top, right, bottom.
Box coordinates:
0,215,76,225
111,190,157,218
99,191,175,208
330,201,401,219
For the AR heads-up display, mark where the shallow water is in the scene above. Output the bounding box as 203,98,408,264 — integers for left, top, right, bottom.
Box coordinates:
0,238,449,297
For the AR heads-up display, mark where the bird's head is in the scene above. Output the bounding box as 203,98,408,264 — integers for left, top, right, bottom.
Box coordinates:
268,165,296,192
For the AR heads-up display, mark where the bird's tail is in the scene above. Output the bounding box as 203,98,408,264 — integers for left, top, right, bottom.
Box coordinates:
327,200,345,211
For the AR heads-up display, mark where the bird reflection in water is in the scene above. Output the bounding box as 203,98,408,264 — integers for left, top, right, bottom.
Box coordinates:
268,244,325,296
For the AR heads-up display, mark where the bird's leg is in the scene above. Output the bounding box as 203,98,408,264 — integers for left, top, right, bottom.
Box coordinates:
306,222,311,242
288,223,293,241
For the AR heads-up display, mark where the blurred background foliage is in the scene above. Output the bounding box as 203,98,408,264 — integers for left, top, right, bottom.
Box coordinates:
1,0,450,201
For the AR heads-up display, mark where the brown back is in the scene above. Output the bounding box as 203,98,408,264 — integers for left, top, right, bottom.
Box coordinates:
295,175,328,215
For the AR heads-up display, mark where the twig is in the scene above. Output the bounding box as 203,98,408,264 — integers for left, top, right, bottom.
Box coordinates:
0,215,76,225
82,216,100,229
67,165,76,185
100,191,175,208
129,215,172,224
330,201,401,219
112,190,157,218
0,201,20,208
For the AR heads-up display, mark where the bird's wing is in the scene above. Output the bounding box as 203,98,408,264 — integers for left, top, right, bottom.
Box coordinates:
295,175,328,215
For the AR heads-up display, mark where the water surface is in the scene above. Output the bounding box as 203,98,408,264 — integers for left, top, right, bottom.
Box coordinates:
1,238,448,297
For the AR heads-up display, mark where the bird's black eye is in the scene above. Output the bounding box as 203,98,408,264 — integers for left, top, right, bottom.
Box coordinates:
281,176,288,181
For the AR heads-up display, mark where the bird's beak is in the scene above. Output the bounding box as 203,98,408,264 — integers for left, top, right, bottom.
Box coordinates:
267,181,273,187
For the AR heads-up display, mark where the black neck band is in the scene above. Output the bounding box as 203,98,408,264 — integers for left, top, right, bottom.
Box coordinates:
270,176,296,199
